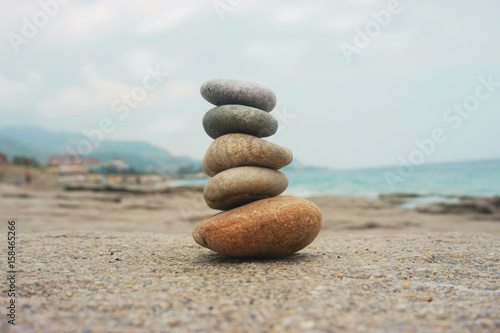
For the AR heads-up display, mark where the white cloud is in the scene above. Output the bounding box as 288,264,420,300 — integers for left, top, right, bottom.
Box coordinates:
243,40,311,67
63,3,113,39
146,116,189,134
0,71,44,107
0,75,26,98
0,0,204,47
322,14,368,32
165,81,198,100
275,7,309,25
120,49,177,79
134,1,201,34
26,71,44,86
40,1,120,44
38,64,161,115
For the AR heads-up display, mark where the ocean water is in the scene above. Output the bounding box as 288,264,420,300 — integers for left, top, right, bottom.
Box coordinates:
172,159,500,198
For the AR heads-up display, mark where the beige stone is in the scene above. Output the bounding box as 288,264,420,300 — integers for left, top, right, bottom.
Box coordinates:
193,196,322,258
202,134,293,177
203,166,288,210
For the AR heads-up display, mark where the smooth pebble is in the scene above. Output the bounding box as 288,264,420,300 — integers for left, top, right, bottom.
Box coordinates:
193,196,322,258
202,133,293,177
203,166,288,210
201,79,277,112
203,105,278,139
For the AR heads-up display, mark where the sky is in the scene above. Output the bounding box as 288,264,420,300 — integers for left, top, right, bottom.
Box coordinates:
1,0,499,169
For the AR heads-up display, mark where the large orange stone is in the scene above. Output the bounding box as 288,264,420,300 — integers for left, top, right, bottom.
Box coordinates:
193,196,322,258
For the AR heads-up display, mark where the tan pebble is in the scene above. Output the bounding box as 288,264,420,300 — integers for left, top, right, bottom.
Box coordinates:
193,196,322,258
203,166,288,210
202,133,292,177
168,318,182,326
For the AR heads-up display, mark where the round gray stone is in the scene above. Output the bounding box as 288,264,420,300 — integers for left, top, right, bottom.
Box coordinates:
200,79,277,112
203,166,288,210
202,105,278,139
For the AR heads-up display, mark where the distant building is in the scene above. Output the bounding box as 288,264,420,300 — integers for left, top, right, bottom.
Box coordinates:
48,156,64,167
83,157,102,171
111,158,129,171
47,155,85,175
85,157,101,165
48,155,83,167
0,152,7,164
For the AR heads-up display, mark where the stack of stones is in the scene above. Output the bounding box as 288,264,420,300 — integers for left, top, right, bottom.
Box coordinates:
193,79,322,258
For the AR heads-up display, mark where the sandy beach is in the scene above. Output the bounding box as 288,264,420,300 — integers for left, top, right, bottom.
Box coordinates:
2,183,499,235
1,183,499,332
3,0,500,331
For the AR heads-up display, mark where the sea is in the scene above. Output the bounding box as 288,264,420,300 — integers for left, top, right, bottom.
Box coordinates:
171,159,500,200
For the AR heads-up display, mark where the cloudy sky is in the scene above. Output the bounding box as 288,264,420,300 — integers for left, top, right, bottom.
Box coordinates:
1,0,499,169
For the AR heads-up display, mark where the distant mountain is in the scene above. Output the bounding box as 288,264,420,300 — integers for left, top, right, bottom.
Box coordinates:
0,126,200,173
0,126,327,173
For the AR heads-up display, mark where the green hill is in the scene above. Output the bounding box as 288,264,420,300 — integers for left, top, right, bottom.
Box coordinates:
0,126,200,173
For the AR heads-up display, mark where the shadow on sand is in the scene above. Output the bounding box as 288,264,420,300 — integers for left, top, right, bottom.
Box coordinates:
193,252,321,266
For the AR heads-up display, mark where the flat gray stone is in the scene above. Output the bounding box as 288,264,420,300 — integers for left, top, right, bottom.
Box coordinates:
201,79,277,112
202,105,278,139
203,166,288,210
202,133,293,177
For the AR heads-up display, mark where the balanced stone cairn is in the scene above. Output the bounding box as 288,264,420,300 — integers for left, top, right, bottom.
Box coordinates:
193,79,322,258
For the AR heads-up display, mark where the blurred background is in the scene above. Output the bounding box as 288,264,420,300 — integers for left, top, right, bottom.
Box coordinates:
3,4,499,332
1,0,499,196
